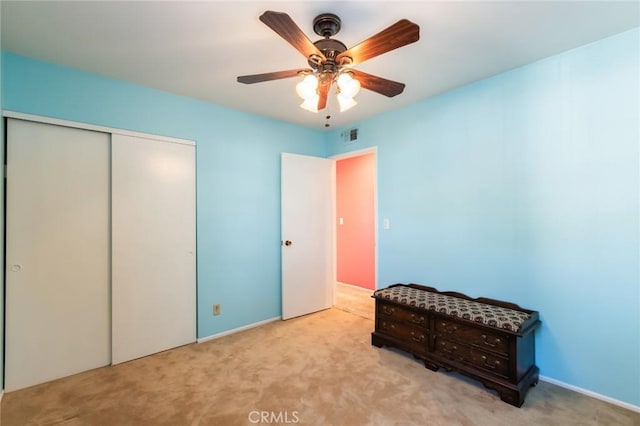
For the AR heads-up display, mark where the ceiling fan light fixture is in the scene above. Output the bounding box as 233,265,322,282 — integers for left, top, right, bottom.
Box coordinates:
337,72,361,99
296,74,318,99
300,95,320,112
337,93,357,112
238,11,420,119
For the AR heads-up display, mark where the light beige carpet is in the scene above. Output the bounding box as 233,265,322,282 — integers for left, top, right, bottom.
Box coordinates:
1,307,638,425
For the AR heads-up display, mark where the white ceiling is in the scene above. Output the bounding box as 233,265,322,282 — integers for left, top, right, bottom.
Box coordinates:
1,1,639,130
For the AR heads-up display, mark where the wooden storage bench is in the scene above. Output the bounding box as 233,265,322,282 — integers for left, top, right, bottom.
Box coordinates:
372,283,540,407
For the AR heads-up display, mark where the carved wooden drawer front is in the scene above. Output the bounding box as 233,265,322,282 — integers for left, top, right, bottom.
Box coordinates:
378,319,428,353
378,303,428,327
434,337,509,378
435,319,509,356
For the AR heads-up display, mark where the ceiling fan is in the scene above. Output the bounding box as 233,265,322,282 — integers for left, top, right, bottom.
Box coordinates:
237,11,420,113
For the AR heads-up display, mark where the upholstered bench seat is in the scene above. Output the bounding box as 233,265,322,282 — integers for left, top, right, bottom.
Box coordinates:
373,285,531,332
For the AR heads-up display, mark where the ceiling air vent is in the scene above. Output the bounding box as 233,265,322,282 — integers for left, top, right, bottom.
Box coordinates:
341,128,359,143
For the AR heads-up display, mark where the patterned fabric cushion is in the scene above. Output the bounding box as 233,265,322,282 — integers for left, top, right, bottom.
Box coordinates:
374,286,530,332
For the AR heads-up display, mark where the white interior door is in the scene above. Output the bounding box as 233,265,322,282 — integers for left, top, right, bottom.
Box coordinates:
111,134,196,364
5,119,111,391
281,153,335,320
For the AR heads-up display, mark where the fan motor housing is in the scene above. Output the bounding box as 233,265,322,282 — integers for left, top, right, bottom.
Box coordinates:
310,38,347,67
313,13,341,37
310,13,349,70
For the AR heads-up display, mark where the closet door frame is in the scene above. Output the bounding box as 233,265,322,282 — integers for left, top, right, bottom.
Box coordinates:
3,111,194,147
3,110,197,377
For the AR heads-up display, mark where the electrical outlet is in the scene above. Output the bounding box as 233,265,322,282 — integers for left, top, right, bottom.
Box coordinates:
213,304,221,316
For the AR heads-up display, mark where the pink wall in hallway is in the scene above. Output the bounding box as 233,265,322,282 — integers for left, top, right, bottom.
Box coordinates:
336,153,375,290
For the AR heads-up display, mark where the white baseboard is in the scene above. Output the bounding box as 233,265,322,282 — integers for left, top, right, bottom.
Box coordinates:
337,281,374,293
540,375,640,413
197,316,281,343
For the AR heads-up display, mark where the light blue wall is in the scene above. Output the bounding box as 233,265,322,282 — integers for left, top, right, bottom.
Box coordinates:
1,52,326,345
327,28,640,407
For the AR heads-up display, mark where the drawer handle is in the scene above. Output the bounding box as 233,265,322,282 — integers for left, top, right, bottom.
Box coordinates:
382,321,395,330
481,334,502,348
441,322,457,333
410,332,425,343
440,342,457,353
382,306,395,315
480,355,501,370
410,314,426,324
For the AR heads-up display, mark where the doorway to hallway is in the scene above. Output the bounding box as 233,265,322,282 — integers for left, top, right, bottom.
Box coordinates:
335,150,376,292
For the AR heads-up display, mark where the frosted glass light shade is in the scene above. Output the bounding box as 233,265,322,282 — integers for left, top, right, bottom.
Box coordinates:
296,75,318,99
337,93,357,112
337,73,361,98
300,95,319,112
337,72,351,87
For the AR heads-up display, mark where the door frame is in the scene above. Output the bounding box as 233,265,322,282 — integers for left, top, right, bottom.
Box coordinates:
330,146,378,300
2,111,193,147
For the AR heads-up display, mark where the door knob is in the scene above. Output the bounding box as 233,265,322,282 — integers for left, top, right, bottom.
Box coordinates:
11,264,22,272
284,240,293,246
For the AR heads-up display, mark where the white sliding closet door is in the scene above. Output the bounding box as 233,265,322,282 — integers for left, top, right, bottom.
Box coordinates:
5,119,111,391
111,134,196,364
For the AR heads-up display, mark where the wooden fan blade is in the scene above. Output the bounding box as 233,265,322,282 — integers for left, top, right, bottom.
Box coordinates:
260,11,326,62
350,70,406,97
317,80,331,110
237,69,312,84
336,19,419,66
